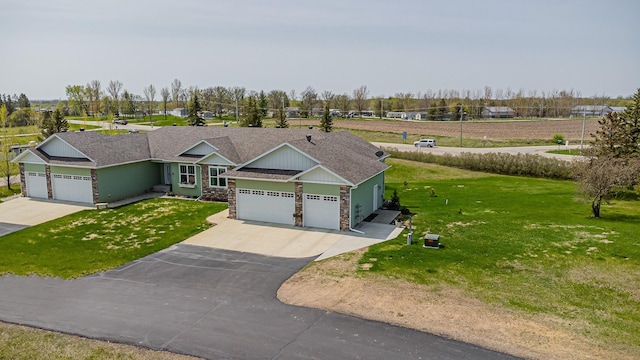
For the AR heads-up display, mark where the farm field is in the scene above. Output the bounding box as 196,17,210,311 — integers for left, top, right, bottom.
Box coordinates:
293,118,600,142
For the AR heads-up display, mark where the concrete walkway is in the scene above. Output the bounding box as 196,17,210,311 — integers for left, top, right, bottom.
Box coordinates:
183,209,405,260
0,197,93,226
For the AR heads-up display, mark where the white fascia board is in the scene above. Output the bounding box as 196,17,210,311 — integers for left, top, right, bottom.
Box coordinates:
176,140,218,157
291,164,352,186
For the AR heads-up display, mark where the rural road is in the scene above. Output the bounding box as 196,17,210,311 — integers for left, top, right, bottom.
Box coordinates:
372,142,583,161
0,244,518,359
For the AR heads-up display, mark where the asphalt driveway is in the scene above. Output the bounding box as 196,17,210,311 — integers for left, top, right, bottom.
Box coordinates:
0,244,518,359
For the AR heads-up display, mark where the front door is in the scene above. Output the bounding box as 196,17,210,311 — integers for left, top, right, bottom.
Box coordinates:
164,164,172,185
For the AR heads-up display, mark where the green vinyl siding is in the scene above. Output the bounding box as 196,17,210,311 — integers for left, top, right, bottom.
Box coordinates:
96,162,161,202
236,179,294,192
350,172,385,227
50,166,91,176
303,183,340,196
172,163,202,197
23,163,45,172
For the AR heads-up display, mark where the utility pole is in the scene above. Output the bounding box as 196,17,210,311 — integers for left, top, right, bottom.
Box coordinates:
459,105,464,147
580,109,586,154
235,97,239,124
380,98,383,119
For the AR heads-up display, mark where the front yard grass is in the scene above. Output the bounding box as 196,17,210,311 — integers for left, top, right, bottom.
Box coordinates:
364,158,640,353
0,198,227,278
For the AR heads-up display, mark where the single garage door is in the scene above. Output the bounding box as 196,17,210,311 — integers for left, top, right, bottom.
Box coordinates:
303,194,340,230
52,174,94,204
25,172,48,199
237,189,295,225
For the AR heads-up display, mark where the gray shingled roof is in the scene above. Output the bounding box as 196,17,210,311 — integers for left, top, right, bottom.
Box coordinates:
26,127,389,185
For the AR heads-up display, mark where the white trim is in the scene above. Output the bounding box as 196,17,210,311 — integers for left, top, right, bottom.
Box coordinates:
209,166,228,188
178,163,198,187
196,152,236,166
292,164,352,186
11,149,46,164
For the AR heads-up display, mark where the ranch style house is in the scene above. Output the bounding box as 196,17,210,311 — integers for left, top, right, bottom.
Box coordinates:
13,127,390,231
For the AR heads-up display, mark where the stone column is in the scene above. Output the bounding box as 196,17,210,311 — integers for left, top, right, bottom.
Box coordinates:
339,185,350,231
91,169,98,204
227,179,236,219
294,181,303,227
19,163,26,197
45,165,53,200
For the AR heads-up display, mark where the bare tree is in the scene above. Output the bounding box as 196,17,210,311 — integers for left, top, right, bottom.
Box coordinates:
321,90,334,107
228,87,246,121
106,80,123,115
160,87,170,120
352,85,369,116
86,80,101,117
300,86,317,118
0,104,13,189
333,94,351,114
143,84,156,125
213,86,229,118
171,79,182,108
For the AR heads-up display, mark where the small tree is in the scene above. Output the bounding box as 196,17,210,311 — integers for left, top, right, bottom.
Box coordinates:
389,189,401,210
275,107,288,128
41,109,69,138
0,104,14,189
187,90,205,126
319,103,332,132
242,96,262,128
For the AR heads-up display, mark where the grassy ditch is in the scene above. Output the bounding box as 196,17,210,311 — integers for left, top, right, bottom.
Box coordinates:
362,158,640,352
0,198,227,278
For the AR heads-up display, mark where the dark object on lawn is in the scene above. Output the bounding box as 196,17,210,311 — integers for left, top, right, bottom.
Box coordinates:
423,234,440,248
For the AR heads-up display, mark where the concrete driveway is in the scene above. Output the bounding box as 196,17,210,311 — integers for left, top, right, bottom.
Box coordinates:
0,244,517,359
183,209,405,260
0,197,93,235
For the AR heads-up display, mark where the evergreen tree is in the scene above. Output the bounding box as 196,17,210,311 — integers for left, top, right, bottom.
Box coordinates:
41,109,69,138
437,98,448,120
258,90,268,117
243,96,263,127
17,93,30,108
320,103,332,132
275,107,288,128
187,90,205,126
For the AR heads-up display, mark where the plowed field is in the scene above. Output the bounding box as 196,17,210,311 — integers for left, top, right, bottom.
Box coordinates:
296,118,600,141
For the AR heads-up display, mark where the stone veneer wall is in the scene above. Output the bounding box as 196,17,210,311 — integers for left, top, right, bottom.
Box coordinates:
339,185,351,231
294,182,303,226
91,169,98,204
19,163,26,197
45,165,52,199
227,179,236,219
200,164,230,201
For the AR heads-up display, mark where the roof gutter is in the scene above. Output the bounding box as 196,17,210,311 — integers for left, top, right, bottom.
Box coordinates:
348,185,364,234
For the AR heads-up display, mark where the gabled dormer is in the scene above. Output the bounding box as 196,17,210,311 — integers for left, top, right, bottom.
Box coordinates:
38,135,93,161
240,143,318,171
178,140,217,157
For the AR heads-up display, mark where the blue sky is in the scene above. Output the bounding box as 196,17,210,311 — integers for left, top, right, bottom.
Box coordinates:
2,0,639,100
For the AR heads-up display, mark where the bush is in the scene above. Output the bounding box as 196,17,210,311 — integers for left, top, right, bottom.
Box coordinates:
384,148,575,180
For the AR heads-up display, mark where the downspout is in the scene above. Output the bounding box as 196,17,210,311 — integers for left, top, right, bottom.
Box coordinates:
348,185,365,234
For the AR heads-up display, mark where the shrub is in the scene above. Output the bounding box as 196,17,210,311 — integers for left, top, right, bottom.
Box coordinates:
384,148,575,180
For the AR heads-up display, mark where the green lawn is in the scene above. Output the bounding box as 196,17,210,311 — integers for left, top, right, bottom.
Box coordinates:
364,158,640,352
0,198,227,278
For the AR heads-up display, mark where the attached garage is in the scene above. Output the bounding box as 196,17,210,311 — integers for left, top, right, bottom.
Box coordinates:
303,194,340,230
25,172,48,199
236,188,295,225
52,174,94,204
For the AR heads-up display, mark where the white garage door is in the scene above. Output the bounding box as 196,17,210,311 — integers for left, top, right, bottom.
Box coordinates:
25,172,48,199
237,189,295,225
52,174,94,204
303,194,340,230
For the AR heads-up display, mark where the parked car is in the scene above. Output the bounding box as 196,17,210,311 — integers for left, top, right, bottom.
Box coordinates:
414,139,436,147
113,119,128,125
128,128,139,133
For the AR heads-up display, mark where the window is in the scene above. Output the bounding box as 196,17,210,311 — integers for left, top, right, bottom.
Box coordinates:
209,166,227,188
179,164,197,187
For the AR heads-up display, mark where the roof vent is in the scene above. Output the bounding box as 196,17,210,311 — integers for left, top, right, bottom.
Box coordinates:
306,134,312,142
375,150,384,157
308,125,313,129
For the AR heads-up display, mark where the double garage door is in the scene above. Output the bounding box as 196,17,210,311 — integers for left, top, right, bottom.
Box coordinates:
25,172,93,204
236,189,340,230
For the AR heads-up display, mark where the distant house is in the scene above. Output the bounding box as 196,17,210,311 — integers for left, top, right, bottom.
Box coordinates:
386,111,405,119
286,107,299,118
610,106,627,113
481,106,515,118
570,105,614,117
170,108,189,118
201,111,214,120
405,112,428,120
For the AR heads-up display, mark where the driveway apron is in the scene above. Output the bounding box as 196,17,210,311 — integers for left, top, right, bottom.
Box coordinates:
0,244,517,359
